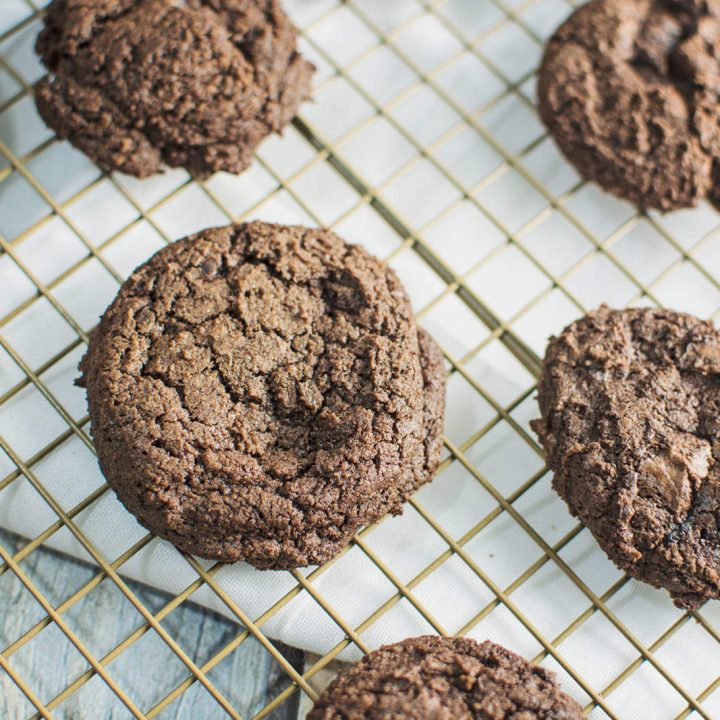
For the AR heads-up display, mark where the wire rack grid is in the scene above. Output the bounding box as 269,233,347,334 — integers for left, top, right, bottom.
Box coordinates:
3,0,720,718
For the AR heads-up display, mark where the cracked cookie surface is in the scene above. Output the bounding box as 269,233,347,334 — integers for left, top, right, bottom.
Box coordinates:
533,306,720,609
539,0,720,212
308,635,583,719
35,0,314,178
78,222,446,569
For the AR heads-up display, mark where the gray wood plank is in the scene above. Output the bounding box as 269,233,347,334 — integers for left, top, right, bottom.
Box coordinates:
0,529,303,719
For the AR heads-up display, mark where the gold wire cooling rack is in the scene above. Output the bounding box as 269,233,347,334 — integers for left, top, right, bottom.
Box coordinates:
4,0,720,718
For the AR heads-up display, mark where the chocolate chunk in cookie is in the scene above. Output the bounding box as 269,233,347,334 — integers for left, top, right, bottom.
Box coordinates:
533,306,720,609
78,222,446,569
35,0,314,178
308,635,583,719
539,0,720,212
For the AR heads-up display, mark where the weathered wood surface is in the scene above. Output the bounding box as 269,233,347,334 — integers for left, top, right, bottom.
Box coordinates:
0,529,303,719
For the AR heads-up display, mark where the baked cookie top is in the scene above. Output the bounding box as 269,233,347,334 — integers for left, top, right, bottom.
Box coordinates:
78,222,445,569
35,0,314,178
539,0,720,212
308,635,583,719
533,306,720,609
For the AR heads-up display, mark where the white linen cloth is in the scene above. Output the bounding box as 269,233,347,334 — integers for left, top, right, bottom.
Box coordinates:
3,1,720,717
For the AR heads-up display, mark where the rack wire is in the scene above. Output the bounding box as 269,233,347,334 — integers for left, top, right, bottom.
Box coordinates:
3,0,720,717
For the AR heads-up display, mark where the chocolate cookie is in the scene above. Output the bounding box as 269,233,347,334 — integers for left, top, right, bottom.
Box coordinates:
538,0,720,212
308,636,583,719
533,306,720,609
78,221,446,569
35,0,314,178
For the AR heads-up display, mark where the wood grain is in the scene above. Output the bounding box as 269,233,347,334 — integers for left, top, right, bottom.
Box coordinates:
0,529,303,719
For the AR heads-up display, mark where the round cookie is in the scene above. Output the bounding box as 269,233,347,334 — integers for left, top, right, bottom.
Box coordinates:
308,636,583,719
538,0,720,212
532,306,720,609
35,0,314,178
78,221,446,569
